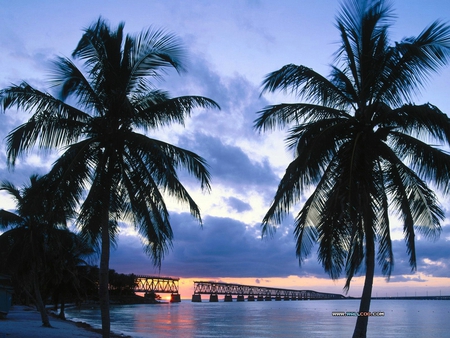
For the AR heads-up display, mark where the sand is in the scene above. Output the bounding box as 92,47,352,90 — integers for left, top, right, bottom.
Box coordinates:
0,305,129,338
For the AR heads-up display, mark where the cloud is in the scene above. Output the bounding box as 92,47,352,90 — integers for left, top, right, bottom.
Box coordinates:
110,211,299,278
108,212,450,285
179,133,278,189
389,275,427,283
224,196,252,213
159,50,272,142
387,225,450,278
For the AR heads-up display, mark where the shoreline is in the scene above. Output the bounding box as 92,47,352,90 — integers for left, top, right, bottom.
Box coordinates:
0,305,132,338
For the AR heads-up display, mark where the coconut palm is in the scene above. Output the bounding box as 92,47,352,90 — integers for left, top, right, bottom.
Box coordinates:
0,18,218,337
254,1,450,337
0,175,77,327
48,229,93,320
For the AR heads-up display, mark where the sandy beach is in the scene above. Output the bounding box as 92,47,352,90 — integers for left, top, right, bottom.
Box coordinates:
0,305,128,338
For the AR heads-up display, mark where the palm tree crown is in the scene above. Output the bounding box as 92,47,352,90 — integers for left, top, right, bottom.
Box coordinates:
1,18,219,261
0,175,80,327
1,18,219,337
255,1,450,337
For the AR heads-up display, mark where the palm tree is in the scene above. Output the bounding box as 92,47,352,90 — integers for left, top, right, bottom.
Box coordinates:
0,18,219,337
254,1,450,337
48,229,93,320
0,175,76,327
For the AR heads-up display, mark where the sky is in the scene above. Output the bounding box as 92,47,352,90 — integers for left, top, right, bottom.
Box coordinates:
1,0,450,299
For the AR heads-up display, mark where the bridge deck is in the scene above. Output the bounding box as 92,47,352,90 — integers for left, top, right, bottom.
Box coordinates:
192,281,345,301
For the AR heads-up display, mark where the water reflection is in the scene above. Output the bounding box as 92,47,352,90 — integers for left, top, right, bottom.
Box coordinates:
65,299,450,338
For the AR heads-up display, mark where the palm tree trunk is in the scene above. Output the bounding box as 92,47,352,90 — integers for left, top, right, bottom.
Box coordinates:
58,294,66,320
33,274,52,327
352,224,375,338
30,232,51,328
99,161,113,338
99,215,111,338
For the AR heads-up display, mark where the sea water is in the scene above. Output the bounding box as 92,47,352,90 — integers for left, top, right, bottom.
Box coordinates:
65,299,450,337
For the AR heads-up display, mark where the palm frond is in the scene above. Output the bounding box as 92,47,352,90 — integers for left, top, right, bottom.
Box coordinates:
254,103,348,132
370,159,394,277
377,21,450,104
388,103,450,143
1,83,91,166
399,20,450,79
381,146,443,269
121,167,173,267
0,180,22,204
125,27,186,94
51,56,104,114
292,197,319,263
261,64,349,108
133,94,220,130
0,210,23,228
73,18,123,78
389,131,450,193
127,133,211,192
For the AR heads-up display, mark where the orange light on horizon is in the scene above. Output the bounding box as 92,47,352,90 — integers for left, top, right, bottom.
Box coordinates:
175,275,450,300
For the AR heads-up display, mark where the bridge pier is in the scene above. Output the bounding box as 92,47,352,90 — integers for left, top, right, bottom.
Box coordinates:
247,295,255,301
209,294,219,302
192,294,202,302
237,295,245,301
257,295,264,301
224,294,233,302
170,294,181,302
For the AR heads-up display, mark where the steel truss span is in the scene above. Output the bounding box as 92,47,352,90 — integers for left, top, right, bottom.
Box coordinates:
134,275,179,294
192,281,345,301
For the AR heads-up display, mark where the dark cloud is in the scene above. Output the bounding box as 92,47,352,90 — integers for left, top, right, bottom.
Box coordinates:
384,225,450,278
110,212,300,278
158,213,298,278
224,196,252,213
109,213,450,283
178,133,278,190
109,211,347,281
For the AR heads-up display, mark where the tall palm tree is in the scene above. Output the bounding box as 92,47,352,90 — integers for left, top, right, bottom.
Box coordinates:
0,175,76,327
254,1,450,337
1,18,218,337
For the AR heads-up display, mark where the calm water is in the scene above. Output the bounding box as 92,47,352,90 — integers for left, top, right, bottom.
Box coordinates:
65,299,450,337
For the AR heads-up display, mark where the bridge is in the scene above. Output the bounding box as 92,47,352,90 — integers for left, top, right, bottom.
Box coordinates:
134,275,181,302
191,281,345,302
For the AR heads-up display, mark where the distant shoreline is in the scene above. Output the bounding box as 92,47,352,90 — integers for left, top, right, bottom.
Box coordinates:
351,296,450,300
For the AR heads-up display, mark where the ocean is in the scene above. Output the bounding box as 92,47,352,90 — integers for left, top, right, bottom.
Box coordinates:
65,299,450,337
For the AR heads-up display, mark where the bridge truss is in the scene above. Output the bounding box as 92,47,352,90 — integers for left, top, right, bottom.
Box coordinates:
134,275,181,302
192,281,345,301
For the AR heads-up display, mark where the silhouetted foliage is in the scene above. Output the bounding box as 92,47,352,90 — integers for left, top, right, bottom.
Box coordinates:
0,175,93,326
108,270,137,296
255,1,450,337
0,17,219,337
